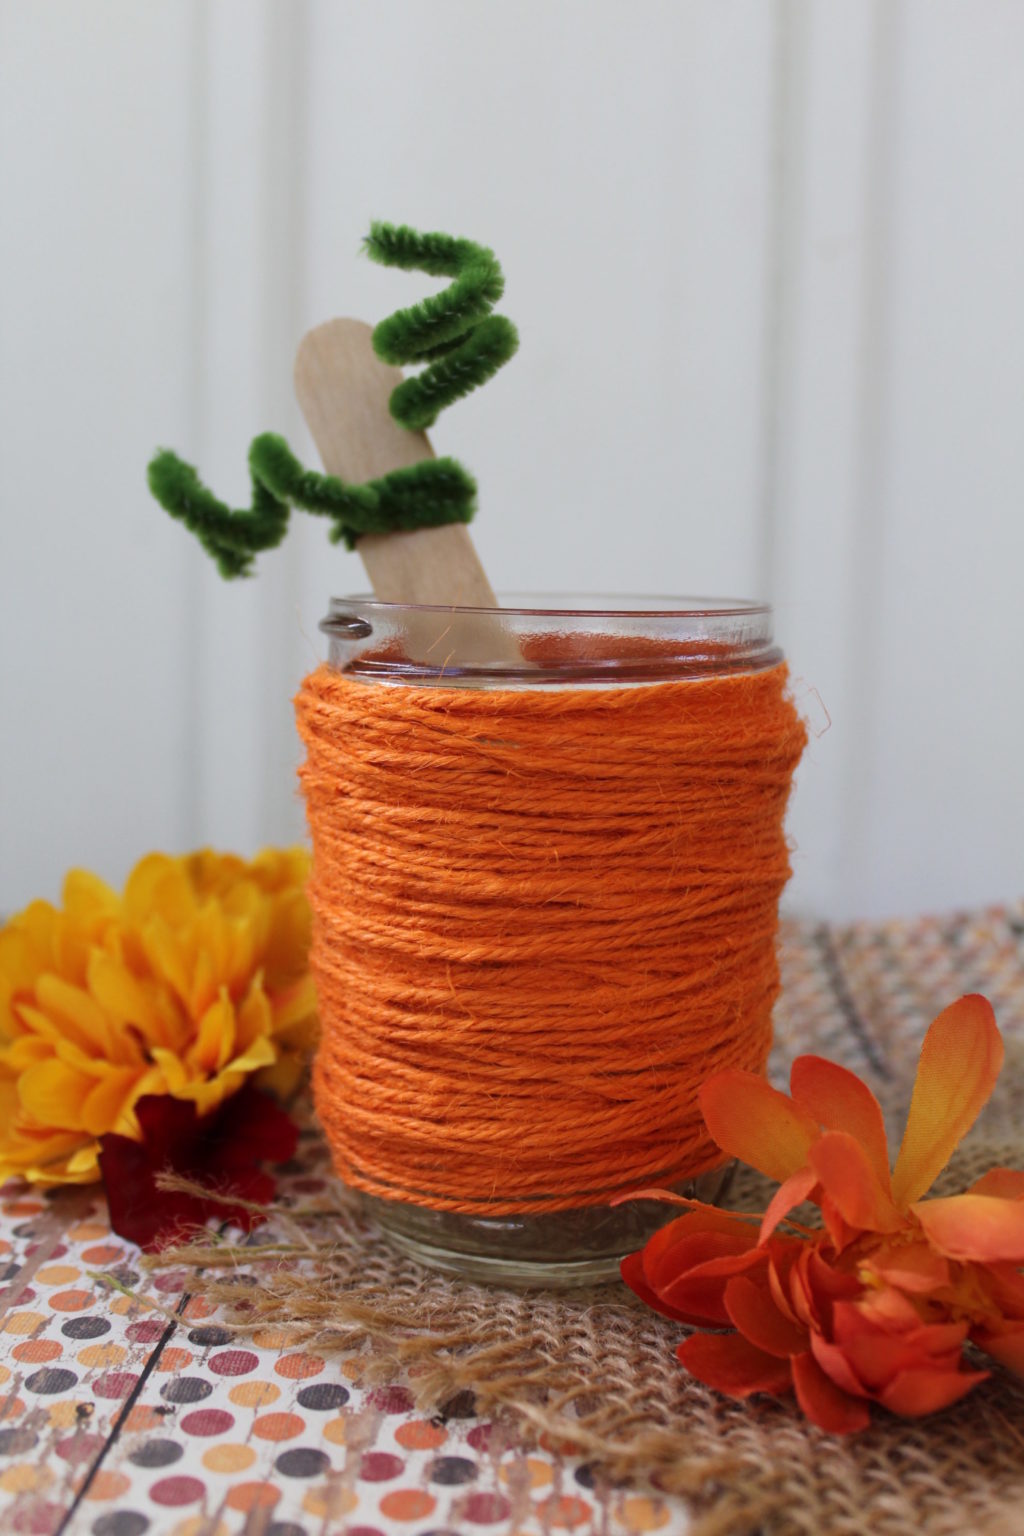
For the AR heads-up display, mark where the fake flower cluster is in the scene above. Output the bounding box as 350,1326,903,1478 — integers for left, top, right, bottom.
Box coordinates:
623,996,1024,1432
0,849,316,1212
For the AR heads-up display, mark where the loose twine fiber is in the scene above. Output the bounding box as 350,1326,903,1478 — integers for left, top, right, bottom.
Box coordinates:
152,905,1024,1536
294,660,807,1213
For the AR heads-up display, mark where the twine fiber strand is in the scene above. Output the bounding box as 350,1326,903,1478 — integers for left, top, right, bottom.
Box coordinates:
296,661,806,1214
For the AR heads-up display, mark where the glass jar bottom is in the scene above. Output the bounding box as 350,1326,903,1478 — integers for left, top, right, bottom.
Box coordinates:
360,1163,736,1288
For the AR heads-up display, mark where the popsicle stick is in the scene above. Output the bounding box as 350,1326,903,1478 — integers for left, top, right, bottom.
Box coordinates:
294,318,499,608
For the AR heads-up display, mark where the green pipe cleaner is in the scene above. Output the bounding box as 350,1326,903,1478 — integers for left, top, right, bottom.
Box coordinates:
147,222,518,578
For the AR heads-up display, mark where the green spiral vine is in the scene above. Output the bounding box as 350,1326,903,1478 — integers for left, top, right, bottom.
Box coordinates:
147,222,518,578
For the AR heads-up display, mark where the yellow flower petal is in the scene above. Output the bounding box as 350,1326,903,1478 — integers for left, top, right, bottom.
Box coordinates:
149,1048,190,1094
0,844,313,1184
4,1134,98,1185
124,853,195,927
19,1058,93,1130
50,1035,132,1078
173,1082,219,1115
236,983,273,1054
35,975,125,1062
225,1035,278,1078
191,991,236,1075
65,1142,102,1180
138,915,192,1010
263,891,312,985
81,1069,141,1138
257,1055,305,1099
62,869,118,923
87,951,162,1042
0,925,45,1000
190,942,220,1019
16,901,63,966
7,1036,53,1070
14,1001,85,1052
114,1065,172,1136
272,975,319,1037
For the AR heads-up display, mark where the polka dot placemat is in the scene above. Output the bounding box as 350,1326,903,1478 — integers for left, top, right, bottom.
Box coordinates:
0,1175,684,1534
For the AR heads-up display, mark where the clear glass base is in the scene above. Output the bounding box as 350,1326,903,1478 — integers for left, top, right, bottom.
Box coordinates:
360,1163,736,1288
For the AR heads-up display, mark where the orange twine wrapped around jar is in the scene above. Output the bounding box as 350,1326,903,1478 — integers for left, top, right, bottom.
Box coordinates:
295,643,806,1217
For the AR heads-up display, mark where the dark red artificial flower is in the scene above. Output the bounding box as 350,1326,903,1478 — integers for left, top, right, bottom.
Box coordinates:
98,1084,298,1251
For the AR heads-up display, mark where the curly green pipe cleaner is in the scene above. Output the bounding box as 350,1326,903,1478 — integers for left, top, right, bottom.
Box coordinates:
147,222,518,578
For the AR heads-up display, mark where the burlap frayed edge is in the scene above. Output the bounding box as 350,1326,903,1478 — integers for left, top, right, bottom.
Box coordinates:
136,1135,1024,1536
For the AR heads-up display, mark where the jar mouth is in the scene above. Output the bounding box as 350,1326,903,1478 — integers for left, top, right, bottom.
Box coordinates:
326,592,771,619
320,593,780,685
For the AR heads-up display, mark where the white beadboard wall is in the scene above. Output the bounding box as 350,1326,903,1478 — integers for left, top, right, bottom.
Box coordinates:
1,0,1022,922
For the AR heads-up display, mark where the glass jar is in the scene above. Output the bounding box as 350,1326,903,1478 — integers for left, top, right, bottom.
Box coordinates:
313,594,786,1286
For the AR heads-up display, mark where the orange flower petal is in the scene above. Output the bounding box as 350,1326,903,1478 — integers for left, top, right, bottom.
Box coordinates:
676,1332,793,1399
622,1220,759,1326
625,1211,761,1325
833,1290,920,1339
838,1323,965,1393
724,1275,808,1358
820,1194,855,1252
863,1242,951,1294
759,1166,818,1244
620,1250,682,1321
791,1352,870,1434
649,1227,756,1289
612,1188,729,1212
974,1326,1024,1376
968,1167,1024,1200
983,1261,1024,1315
791,1249,862,1333
878,1366,987,1418
659,1243,767,1326
913,1193,1024,1263
642,1208,757,1292
809,1132,903,1233
790,1056,892,1196
644,1204,758,1290
809,1333,868,1398
891,995,1003,1207
767,1245,804,1327
699,1070,820,1183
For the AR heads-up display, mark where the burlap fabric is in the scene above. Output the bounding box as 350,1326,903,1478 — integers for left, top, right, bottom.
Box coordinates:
160,902,1024,1536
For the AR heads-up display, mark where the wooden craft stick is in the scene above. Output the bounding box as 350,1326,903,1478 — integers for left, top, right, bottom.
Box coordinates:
294,319,499,608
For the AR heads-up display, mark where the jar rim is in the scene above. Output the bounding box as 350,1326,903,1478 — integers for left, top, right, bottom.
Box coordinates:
320,593,780,685
327,591,771,619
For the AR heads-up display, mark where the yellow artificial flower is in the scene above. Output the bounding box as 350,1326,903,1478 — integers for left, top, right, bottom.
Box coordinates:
0,848,318,1185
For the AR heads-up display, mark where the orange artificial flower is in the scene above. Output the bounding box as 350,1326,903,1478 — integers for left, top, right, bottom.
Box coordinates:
0,849,317,1185
622,996,1024,1432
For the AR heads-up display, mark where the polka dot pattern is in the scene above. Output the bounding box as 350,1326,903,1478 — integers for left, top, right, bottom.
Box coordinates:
128,1440,183,1470
0,1174,686,1536
149,1475,205,1507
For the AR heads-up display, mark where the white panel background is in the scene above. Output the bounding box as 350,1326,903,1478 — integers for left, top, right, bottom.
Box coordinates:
1,0,1022,921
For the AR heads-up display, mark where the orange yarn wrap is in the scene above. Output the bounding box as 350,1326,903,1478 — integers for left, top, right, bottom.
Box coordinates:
296,663,806,1215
